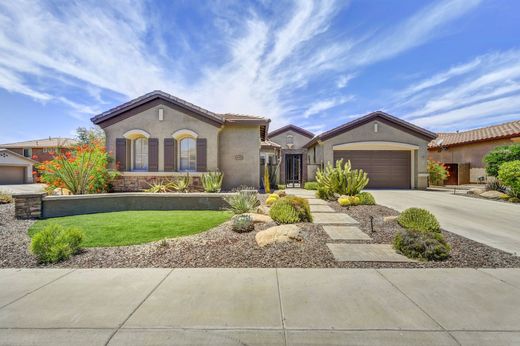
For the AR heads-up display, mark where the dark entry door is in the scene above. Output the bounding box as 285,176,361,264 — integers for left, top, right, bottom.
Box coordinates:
286,154,302,188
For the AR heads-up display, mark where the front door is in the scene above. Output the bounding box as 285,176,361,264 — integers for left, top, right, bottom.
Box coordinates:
285,154,302,188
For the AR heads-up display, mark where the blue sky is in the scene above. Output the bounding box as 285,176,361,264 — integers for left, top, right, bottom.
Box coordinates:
0,0,519,143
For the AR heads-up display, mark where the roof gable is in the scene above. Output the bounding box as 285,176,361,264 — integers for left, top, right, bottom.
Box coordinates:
269,124,314,139
0,149,37,163
305,111,436,148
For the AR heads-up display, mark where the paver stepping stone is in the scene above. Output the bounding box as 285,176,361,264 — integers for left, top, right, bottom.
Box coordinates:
310,204,335,213
312,212,359,225
327,244,414,262
323,225,371,240
306,198,328,205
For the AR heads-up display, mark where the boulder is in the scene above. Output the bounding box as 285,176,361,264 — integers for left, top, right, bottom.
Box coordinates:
255,224,302,247
256,205,270,215
52,188,72,195
480,190,508,199
467,188,485,195
383,215,398,222
232,213,272,224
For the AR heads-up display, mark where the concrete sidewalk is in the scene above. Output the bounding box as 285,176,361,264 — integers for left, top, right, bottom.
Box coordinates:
1,268,520,345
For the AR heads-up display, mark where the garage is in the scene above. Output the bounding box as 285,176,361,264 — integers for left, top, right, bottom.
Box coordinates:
333,150,411,189
0,149,35,185
0,166,26,184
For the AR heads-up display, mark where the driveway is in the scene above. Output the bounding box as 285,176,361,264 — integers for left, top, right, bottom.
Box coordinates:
1,268,520,345
0,184,45,194
369,189,520,255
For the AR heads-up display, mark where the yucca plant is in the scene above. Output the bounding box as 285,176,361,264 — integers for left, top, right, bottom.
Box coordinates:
201,171,224,193
144,179,173,193
225,191,260,214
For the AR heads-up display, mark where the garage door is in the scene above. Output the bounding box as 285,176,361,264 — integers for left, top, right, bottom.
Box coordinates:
333,150,411,189
0,166,25,184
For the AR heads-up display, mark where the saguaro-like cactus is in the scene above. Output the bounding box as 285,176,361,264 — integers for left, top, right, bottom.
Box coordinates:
345,169,369,196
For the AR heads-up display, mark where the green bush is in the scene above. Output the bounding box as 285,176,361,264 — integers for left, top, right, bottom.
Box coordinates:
304,181,318,190
427,160,449,185
498,160,520,198
269,196,312,224
201,171,224,193
338,195,360,206
315,159,369,199
484,143,520,177
225,191,260,214
394,229,450,261
231,214,254,233
30,224,84,264
397,208,440,233
356,192,376,205
0,193,13,204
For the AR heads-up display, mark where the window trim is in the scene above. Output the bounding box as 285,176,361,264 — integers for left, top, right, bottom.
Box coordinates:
178,136,197,172
132,137,149,171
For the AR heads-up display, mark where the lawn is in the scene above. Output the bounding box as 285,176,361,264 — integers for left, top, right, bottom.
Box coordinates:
28,210,232,247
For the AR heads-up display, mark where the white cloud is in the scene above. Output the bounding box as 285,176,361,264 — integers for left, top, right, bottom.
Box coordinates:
302,96,354,118
336,74,355,88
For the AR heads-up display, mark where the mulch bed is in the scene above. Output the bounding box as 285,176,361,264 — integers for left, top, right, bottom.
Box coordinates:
1,199,520,268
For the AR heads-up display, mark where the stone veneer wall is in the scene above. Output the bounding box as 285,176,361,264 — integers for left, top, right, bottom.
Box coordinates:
13,193,45,219
112,174,203,192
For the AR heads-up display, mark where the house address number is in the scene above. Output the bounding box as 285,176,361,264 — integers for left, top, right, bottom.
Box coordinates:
235,155,244,160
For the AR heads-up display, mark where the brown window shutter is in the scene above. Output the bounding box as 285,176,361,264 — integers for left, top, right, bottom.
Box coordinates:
115,138,127,171
164,138,175,172
148,138,159,172
196,138,207,172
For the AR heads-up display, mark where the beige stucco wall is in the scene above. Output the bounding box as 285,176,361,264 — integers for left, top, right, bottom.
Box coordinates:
219,126,261,189
0,151,34,182
270,129,312,149
311,120,430,189
103,103,220,171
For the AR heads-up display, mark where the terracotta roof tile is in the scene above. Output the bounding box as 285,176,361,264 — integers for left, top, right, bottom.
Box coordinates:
429,120,520,148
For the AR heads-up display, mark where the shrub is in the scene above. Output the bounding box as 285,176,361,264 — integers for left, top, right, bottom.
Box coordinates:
201,171,223,193
265,194,279,206
36,140,117,194
225,191,260,214
269,196,312,224
231,214,254,233
315,159,369,199
484,143,520,177
338,195,360,206
498,160,520,198
394,229,450,261
304,181,318,190
30,224,84,264
0,193,13,204
397,208,440,233
427,160,449,185
357,192,376,205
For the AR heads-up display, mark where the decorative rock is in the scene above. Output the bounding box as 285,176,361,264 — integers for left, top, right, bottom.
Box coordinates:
467,188,485,195
232,213,272,224
256,205,270,215
255,224,301,247
52,188,72,196
480,190,508,199
383,216,398,222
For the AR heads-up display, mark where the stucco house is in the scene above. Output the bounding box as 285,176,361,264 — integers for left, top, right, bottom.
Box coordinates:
0,149,37,184
269,112,436,189
90,90,270,191
428,120,520,184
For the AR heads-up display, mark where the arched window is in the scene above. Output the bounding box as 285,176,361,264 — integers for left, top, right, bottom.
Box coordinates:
179,137,196,171
134,137,148,171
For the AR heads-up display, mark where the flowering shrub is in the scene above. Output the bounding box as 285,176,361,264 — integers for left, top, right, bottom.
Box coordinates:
36,140,117,194
427,160,449,185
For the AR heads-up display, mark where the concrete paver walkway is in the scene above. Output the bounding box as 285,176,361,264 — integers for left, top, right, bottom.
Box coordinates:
369,189,520,255
322,225,372,240
1,268,520,345
328,243,414,262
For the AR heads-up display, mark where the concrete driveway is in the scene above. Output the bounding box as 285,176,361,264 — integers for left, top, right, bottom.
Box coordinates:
0,184,45,194
1,268,520,345
369,189,520,255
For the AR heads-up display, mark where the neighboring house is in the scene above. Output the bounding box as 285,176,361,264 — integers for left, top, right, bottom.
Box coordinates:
90,90,270,191
0,149,37,184
428,120,520,184
269,112,436,189
0,137,77,162
268,125,315,187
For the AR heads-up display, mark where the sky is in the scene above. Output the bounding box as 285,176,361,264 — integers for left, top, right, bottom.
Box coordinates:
0,0,519,143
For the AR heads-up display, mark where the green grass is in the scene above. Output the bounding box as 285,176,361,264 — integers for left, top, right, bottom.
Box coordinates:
29,210,232,247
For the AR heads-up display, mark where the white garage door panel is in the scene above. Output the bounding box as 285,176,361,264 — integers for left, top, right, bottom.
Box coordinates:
0,166,26,184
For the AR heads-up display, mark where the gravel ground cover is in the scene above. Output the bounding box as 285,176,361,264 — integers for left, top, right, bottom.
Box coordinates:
2,199,520,268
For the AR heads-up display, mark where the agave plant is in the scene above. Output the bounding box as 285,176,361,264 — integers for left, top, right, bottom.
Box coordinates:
144,179,174,193
201,171,224,193
171,174,191,192
225,191,260,214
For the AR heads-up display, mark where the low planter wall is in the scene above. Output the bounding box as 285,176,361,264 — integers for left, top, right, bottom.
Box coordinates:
41,192,235,218
13,192,237,219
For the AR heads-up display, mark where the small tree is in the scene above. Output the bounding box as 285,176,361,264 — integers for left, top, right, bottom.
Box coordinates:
498,160,520,198
484,143,520,177
75,126,106,146
427,160,449,185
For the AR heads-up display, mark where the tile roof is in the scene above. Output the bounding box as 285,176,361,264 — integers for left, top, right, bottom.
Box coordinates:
0,137,77,148
268,124,315,138
429,120,520,148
